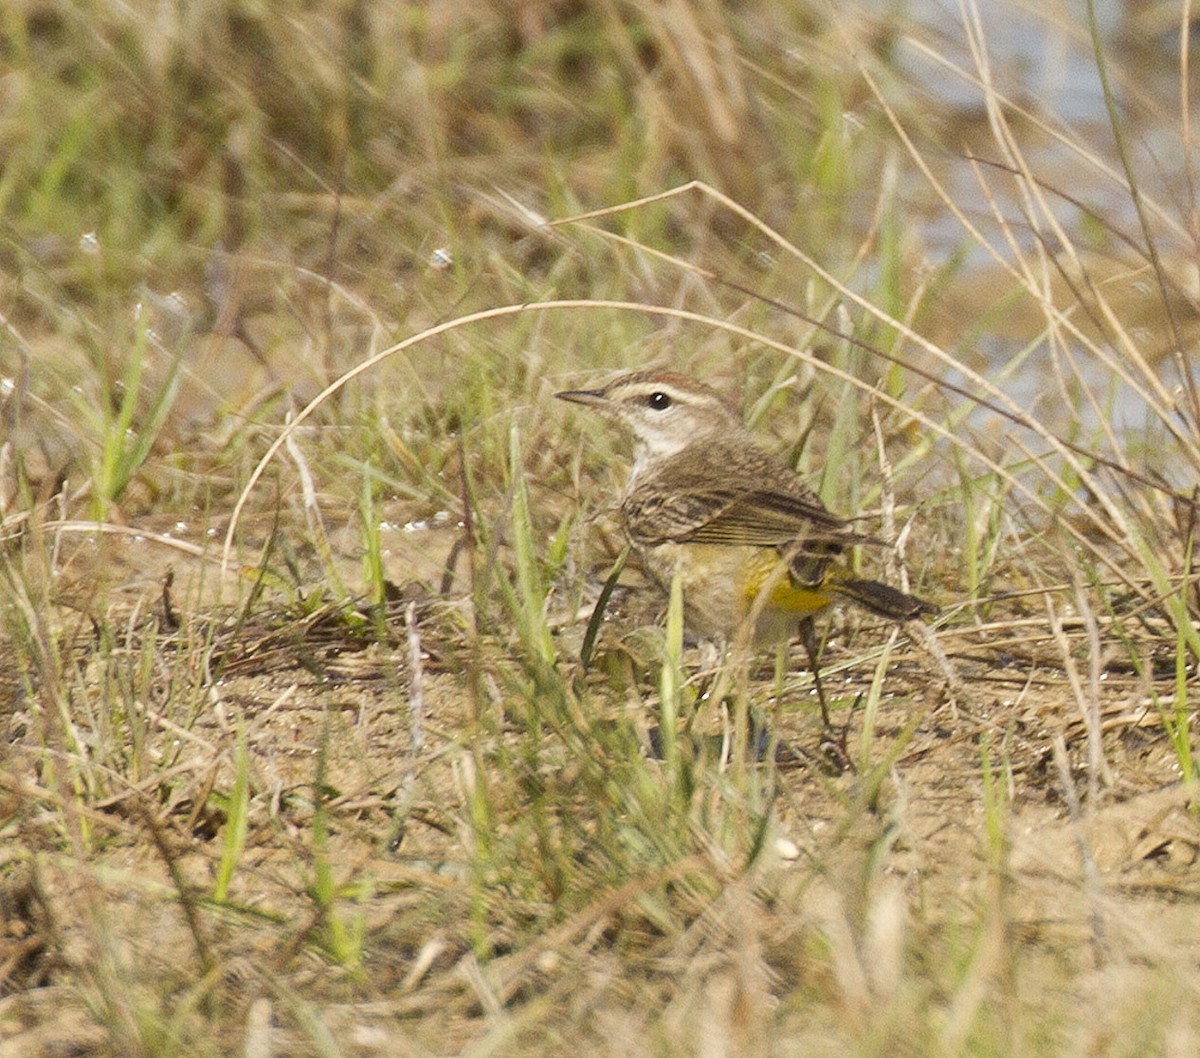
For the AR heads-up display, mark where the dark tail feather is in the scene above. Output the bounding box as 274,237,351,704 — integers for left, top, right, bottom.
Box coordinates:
830,578,938,620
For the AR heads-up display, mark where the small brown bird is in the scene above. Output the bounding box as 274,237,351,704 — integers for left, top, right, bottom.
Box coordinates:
556,369,936,722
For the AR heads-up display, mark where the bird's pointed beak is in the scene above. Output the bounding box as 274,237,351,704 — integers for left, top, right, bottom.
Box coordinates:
554,387,609,408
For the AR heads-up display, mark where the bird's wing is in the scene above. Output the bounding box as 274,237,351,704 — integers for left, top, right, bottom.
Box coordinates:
624,486,859,549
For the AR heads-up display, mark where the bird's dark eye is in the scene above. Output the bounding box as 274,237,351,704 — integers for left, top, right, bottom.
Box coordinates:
647,391,672,410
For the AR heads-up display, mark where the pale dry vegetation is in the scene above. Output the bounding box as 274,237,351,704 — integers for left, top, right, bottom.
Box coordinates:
2,1,1199,1056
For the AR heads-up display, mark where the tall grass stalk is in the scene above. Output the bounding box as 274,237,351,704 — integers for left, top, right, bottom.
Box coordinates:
86,312,181,520
212,727,249,904
310,712,366,972
659,572,686,793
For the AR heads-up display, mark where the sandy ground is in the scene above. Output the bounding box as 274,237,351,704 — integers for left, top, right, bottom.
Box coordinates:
2,520,1198,1056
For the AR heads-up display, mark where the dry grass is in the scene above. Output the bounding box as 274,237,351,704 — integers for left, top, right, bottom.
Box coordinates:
3,1,1200,1055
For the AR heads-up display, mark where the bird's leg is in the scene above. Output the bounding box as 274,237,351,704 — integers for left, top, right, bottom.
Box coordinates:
799,616,831,730
799,617,854,772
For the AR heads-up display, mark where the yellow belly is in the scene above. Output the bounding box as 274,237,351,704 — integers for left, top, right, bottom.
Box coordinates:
755,569,834,615
637,541,833,644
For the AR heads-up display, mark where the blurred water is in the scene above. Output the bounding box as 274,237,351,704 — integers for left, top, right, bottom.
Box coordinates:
880,0,1124,122
860,0,1199,444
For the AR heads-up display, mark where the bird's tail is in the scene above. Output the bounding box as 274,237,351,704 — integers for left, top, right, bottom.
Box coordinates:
828,576,938,621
